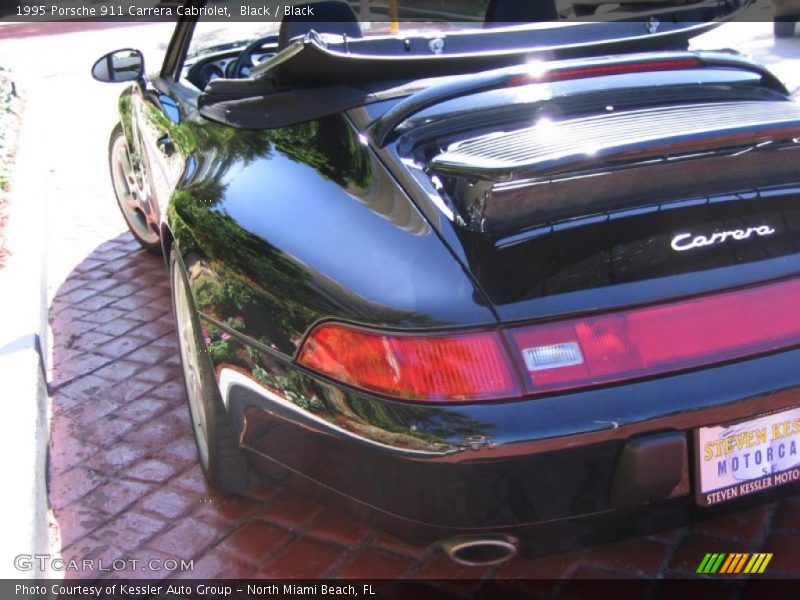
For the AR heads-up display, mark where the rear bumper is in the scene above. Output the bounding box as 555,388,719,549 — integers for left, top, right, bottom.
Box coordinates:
220,346,800,541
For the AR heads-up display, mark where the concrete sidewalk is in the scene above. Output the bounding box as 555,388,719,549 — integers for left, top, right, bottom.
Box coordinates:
0,21,172,578
0,67,49,579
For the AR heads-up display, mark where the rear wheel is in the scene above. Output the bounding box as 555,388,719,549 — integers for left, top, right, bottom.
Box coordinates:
774,18,797,38
108,123,161,253
170,248,253,492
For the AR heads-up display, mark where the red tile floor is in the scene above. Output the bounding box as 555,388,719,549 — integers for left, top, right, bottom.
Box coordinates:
47,233,800,591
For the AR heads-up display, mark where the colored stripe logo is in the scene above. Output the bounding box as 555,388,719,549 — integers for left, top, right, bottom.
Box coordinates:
696,553,773,574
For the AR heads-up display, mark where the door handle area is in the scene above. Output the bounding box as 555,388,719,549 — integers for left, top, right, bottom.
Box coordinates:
156,133,175,157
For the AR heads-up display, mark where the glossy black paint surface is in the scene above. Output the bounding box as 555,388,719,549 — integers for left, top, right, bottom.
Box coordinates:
469,187,800,307
113,20,800,543
168,113,495,355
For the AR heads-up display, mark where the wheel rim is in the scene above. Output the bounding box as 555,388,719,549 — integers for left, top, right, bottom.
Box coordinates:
173,263,210,469
111,134,160,245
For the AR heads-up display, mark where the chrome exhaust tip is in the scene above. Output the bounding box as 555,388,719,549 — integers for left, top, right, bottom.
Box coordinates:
439,534,519,567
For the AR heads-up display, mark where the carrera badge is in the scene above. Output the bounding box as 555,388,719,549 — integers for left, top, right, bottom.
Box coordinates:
671,225,776,252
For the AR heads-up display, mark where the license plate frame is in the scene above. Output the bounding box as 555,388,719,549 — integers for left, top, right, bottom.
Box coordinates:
694,407,800,506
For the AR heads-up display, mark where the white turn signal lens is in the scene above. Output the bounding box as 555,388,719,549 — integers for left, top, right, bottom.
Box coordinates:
522,342,584,372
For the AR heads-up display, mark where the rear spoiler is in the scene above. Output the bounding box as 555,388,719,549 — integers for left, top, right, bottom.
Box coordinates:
368,51,787,147
430,100,800,182
429,100,800,233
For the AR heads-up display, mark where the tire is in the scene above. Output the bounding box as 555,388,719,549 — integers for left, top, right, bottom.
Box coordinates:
108,123,162,254
170,248,253,492
774,19,797,38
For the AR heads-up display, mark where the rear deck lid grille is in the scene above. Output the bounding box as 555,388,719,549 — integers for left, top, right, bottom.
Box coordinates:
430,101,800,181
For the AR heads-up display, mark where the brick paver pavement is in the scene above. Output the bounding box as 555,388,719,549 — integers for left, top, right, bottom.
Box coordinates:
46,232,800,592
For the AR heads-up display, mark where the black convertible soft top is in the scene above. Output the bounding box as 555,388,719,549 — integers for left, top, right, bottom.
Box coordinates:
198,2,744,130
258,19,721,84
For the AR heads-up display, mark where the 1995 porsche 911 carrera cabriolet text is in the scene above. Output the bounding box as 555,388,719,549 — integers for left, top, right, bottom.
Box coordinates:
91,0,800,565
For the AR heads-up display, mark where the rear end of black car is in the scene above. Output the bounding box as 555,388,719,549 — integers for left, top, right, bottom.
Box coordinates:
248,48,800,561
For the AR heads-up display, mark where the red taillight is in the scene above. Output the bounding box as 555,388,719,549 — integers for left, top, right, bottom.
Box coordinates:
297,324,520,403
509,279,800,394
506,58,702,87
298,280,800,402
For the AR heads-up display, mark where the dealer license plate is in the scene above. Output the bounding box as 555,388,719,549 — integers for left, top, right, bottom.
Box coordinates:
695,407,800,506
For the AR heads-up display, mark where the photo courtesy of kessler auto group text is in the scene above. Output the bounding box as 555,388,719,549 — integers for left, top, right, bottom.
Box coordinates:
2,0,800,598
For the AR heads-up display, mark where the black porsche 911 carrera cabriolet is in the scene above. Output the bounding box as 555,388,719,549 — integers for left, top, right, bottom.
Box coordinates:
92,0,800,566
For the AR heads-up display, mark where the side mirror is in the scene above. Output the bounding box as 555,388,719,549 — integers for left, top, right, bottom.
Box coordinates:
91,49,144,83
